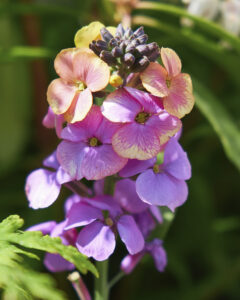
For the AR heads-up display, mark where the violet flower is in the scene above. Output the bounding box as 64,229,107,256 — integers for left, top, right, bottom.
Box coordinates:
101,87,181,160
121,239,167,274
64,195,145,261
57,105,128,181
119,138,191,211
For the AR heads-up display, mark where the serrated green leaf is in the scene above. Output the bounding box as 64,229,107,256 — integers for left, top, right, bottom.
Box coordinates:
193,79,240,171
7,231,98,277
0,215,24,233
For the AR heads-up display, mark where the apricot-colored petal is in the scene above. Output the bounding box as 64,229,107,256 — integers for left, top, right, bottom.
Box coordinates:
140,62,169,97
73,49,110,92
161,48,182,77
74,21,105,48
47,78,76,115
64,88,93,123
164,73,194,119
54,48,77,82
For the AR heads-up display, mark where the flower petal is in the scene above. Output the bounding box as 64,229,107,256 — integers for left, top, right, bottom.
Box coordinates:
136,169,188,211
57,141,85,181
102,88,141,123
25,169,61,209
27,221,57,235
74,21,104,48
115,179,149,213
146,239,167,272
65,202,103,230
119,157,156,178
73,49,110,92
112,123,161,160
64,88,93,123
140,62,169,97
77,221,116,261
161,47,182,77
121,253,144,274
80,145,128,180
61,105,103,142
164,138,191,180
117,215,144,255
55,166,72,184
44,253,74,272
164,73,194,118
54,48,76,82
47,78,76,115
43,151,59,170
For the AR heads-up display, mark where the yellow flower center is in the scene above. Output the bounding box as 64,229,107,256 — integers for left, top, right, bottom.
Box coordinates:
166,79,171,88
135,112,150,124
109,74,124,87
89,137,100,147
153,163,160,174
75,81,86,91
105,217,114,227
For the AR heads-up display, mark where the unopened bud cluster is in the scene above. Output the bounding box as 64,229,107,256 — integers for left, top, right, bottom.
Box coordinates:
89,24,159,74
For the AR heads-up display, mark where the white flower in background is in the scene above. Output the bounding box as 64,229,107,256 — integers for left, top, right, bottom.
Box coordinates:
220,0,240,36
184,0,220,20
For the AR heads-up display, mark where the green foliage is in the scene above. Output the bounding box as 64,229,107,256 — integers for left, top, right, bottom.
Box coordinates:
0,215,98,300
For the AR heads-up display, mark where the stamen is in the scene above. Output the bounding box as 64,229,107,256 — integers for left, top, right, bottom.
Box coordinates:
75,81,86,91
89,137,100,147
153,163,160,174
105,217,114,227
166,79,171,88
135,112,150,124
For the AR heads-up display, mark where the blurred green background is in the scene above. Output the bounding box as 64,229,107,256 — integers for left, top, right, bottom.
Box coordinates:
0,0,240,299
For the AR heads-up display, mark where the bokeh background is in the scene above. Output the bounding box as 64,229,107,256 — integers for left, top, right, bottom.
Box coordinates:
0,0,240,299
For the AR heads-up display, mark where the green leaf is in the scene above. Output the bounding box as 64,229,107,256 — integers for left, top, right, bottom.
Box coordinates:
193,79,240,171
0,214,98,299
135,1,240,54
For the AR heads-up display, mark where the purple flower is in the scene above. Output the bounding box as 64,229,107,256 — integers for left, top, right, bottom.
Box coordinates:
119,138,191,211
65,196,145,261
28,220,78,272
57,105,128,181
121,239,167,274
25,152,71,209
101,87,181,160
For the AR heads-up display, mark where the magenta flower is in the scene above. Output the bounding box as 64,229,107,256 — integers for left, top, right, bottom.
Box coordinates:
64,196,145,261
25,151,71,209
119,138,191,211
101,87,181,160
57,105,128,181
28,220,78,272
121,239,167,274
47,48,110,123
140,48,194,119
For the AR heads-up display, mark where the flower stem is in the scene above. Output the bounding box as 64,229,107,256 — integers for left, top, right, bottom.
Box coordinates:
108,271,125,290
94,260,109,300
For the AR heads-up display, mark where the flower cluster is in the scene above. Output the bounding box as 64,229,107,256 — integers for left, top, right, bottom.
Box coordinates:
25,22,194,274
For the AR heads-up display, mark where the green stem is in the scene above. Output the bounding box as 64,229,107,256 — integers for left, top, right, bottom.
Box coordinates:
94,260,109,300
108,272,125,290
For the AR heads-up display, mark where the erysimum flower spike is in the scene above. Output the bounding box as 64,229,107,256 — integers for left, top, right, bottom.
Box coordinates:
140,48,194,119
47,48,110,123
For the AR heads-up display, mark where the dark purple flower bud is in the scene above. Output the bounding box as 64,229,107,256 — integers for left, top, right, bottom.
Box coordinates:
100,27,114,42
95,40,109,51
119,41,127,51
131,56,150,72
116,24,125,38
125,40,139,53
89,41,101,56
137,34,148,44
124,28,133,39
133,26,145,37
135,45,150,56
100,50,117,65
148,49,160,62
148,42,159,52
109,38,118,48
112,46,123,57
124,53,135,66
